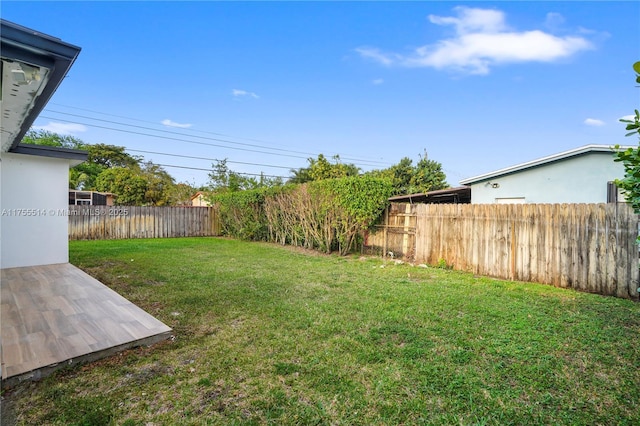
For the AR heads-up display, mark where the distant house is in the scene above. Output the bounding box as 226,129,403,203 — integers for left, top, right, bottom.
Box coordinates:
0,19,170,385
191,191,212,207
459,145,631,204
69,189,114,206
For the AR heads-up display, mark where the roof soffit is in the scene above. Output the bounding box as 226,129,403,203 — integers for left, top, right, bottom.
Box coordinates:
0,19,81,153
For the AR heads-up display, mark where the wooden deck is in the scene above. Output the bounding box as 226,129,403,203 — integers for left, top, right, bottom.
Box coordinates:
1,263,172,387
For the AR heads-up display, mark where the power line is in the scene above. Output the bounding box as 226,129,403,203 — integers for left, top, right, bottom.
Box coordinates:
43,107,392,167
155,163,287,180
39,115,314,161
126,149,293,170
50,102,253,140
50,101,328,154
40,114,392,171
45,109,318,157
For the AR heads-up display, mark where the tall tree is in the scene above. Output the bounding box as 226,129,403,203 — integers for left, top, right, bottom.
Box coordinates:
86,143,141,169
23,130,192,205
368,156,415,195
208,159,281,193
288,154,359,183
95,167,148,205
22,129,85,149
614,61,640,213
167,182,199,206
22,130,142,190
410,151,448,193
288,166,313,184
141,161,175,206
366,151,448,195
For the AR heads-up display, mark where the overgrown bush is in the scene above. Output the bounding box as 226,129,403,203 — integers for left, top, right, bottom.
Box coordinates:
211,189,269,241
212,176,393,255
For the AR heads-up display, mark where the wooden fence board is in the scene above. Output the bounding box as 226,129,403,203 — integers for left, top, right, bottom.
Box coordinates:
367,203,639,300
69,206,221,240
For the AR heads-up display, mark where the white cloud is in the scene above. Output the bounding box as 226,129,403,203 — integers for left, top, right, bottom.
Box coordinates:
619,114,636,121
544,12,565,29
34,122,87,135
584,118,605,126
356,6,594,75
162,119,192,128
428,7,508,34
372,78,384,85
355,48,396,66
232,89,259,99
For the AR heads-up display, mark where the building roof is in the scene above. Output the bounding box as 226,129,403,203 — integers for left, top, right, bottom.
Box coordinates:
0,19,86,162
11,144,88,165
69,189,115,196
388,186,471,204
190,191,208,200
459,144,633,185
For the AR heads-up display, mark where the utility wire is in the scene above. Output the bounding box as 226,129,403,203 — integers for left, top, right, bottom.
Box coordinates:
50,102,256,140
40,114,389,170
45,104,468,179
40,110,463,182
44,107,392,167
45,110,317,157
155,163,287,179
127,149,293,170
39,115,313,161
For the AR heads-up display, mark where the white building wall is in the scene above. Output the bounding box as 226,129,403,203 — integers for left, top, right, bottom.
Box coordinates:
469,152,624,204
1,152,70,268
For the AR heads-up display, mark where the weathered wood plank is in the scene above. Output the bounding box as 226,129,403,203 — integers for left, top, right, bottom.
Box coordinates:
69,206,221,240
366,202,639,300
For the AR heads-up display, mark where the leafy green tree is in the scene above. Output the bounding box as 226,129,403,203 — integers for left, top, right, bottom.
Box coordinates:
22,129,85,149
69,167,91,190
288,166,313,184
208,159,281,193
22,130,142,190
209,159,245,193
289,154,359,183
140,161,175,206
614,61,640,213
368,157,416,195
257,172,284,189
166,182,198,206
86,143,141,169
95,167,148,205
366,151,448,195
410,151,448,193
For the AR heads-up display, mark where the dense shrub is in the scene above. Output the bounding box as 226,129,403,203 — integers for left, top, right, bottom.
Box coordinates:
212,176,393,255
211,189,269,241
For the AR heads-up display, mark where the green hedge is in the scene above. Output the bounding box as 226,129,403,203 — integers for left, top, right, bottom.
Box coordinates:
211,176,393,255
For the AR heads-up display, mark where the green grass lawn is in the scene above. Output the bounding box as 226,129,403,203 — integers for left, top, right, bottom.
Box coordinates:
5,237,640,425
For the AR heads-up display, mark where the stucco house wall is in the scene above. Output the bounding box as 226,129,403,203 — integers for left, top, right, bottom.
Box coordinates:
191,192,211,207
0,153,73,268
461,148,626,204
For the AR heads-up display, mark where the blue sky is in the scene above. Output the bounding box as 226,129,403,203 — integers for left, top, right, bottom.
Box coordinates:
3,1,639,187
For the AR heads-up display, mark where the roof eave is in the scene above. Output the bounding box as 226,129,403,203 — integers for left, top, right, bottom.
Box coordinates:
459,144,634,185
10,143,88,166
0,19,81,152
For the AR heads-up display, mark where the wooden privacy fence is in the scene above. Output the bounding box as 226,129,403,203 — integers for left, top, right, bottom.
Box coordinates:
366,203,639,300
68,205,221,240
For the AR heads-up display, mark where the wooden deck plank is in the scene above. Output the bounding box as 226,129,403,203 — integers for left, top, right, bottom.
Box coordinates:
1,263,172,386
